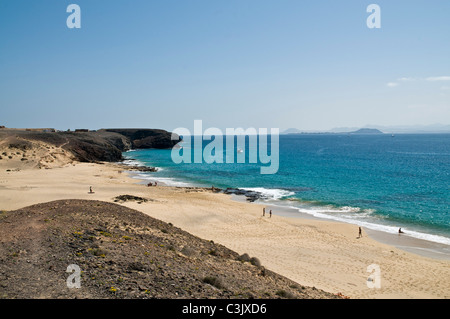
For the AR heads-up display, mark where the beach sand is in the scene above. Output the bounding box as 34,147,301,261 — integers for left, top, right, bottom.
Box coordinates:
0,160,449,299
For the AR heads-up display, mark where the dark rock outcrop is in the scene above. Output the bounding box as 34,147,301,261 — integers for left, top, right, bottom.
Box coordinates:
102,129,180,150
60,131,129,162
222,188,264,202
0,128,181,163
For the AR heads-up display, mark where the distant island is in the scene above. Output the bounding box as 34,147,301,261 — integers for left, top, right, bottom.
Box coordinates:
282,127,384,135
349,128,383,134
282,124,450,135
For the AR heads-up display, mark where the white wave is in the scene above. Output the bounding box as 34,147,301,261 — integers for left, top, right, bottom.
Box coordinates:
121,159,145,167
129,173,193,187
240,187,295,200
149,177,193,187
290,205,450,246
121,158,163,172
305,205,362,214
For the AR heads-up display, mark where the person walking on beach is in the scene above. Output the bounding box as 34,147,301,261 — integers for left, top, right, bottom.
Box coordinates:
89,186,94,194
263,207,265,217
358,227,362,238
269,210,272,218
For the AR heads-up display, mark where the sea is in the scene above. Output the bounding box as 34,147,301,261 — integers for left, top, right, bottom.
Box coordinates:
123,133,450,249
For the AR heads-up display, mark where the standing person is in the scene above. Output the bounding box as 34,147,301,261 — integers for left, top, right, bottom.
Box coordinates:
269,210,272,218
263,207,265,217
359,227,362,238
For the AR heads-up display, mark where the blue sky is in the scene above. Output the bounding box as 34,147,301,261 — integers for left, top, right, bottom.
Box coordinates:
0,0,449,131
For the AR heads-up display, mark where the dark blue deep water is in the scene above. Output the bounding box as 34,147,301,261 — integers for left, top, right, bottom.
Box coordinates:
124,134,449,245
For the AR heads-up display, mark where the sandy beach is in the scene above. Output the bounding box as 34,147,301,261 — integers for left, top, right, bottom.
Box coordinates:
0,159,449,299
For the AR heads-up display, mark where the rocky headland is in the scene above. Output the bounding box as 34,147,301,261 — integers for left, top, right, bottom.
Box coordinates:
0,128,180,168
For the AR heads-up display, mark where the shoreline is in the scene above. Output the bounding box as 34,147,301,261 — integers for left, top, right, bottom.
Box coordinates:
252,200,450,261
125,162,450,262
1,160,449,298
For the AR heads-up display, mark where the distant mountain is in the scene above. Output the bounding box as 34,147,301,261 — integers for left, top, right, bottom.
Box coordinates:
350,128,383,134
282,124,450,135
282,128,304,134
330,124,450,134
328,127,360,133
362,124,450,134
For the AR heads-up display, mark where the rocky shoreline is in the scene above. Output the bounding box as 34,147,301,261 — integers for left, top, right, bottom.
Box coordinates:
118,158,267,202
222,188,265,202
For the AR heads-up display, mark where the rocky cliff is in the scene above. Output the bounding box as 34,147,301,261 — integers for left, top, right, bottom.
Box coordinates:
0,128,180,164
101,128,179,150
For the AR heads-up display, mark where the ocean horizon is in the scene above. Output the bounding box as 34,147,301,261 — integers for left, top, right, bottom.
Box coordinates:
123,133,450,247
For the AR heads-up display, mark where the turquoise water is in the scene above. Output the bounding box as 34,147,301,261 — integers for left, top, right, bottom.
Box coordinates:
123,134,450,245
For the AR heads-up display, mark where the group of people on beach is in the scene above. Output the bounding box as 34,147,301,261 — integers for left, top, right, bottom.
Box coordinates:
147,181,157,187
262,207,272,218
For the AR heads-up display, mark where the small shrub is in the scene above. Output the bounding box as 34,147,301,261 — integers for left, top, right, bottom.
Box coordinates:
181,246,196,257
99,231,112,237
249,257,261,267
203,276,224,289
237,253,251,262
0,211,8,220
208,249,218,256
89,248,106,257
275,289,296,299
72,231,83,238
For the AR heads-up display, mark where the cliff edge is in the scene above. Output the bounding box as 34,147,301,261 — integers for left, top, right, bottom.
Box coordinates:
0,128,180,167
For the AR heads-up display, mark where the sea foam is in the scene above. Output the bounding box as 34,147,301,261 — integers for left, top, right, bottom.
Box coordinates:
288,204,450,246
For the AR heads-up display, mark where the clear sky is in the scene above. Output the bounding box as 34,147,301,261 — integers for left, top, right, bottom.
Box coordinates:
1,0,449,132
